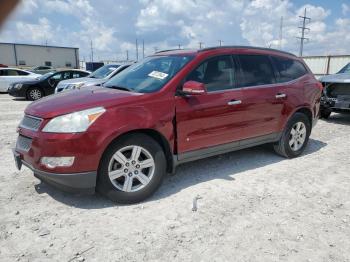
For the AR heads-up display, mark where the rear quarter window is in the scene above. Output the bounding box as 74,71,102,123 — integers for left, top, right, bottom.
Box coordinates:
271,56,308,82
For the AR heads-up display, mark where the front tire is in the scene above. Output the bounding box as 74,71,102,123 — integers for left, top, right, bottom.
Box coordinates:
97,134,166,203
273,113,311,158
27,87,43,101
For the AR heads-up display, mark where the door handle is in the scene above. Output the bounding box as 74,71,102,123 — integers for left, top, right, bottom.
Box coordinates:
227,100,242,105
275,93,287,99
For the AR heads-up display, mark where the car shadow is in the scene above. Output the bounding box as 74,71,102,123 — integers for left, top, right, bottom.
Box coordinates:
322,112,350,126
12,97,27,101
34,138,327,209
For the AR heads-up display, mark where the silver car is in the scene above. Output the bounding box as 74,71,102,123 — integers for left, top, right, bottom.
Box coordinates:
319,63,350,118
55,63,131,93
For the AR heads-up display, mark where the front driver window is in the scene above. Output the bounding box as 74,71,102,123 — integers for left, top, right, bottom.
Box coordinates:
186,56,235,92
63,72,71,79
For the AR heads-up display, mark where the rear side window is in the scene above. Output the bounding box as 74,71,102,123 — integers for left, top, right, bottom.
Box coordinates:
271,56,307,82
187,55,235,92
237,55,275,87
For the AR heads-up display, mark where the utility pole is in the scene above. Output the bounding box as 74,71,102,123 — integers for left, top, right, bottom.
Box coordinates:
90,40,94,62
218,40,223,46
178,44,181,49
135,39,139,61
142,39,145,59
154,46,158,53
297,8,310,57
279,16,283,50
126,50,129,61
199,42,204,49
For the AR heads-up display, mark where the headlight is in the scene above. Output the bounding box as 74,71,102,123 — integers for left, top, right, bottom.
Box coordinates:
42,107,106,133
14,83,23,89
64,83,84,91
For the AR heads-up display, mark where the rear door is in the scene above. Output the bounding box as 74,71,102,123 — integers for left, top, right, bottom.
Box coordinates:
175,55,244,154
236,54,283,140
270,56,310,127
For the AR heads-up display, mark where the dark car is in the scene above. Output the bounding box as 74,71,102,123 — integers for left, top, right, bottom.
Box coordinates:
319,63,350,118
8,69,89,100
14,46,322,203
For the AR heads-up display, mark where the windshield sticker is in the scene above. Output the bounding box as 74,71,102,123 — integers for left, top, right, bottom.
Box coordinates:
148,71,168,80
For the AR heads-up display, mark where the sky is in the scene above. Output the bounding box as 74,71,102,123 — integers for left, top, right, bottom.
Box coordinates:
0,0,349,61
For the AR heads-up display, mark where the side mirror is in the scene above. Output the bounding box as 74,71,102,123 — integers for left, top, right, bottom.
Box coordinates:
177,81,206,96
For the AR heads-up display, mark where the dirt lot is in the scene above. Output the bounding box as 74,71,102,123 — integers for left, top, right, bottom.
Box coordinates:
0,93,350,262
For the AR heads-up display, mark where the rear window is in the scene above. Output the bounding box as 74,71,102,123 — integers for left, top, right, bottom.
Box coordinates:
271,56,308,82
237,55,275,87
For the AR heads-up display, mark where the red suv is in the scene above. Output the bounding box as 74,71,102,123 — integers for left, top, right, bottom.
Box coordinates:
14,46,322,203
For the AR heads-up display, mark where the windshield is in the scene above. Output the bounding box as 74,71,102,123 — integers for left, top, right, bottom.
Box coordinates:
338,63,350,74
38,71,55,80
89,64,120,79
104,55,194,93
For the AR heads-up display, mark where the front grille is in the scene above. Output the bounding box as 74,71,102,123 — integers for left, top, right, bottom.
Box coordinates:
16,135,32,152
20,115,42,131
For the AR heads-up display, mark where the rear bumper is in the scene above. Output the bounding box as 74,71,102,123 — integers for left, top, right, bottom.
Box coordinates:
21,159,96,194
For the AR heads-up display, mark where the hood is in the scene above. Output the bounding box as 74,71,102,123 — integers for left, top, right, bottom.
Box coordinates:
17,79,41,85
57,77,105,87
320,73,350,83
25,86,143,119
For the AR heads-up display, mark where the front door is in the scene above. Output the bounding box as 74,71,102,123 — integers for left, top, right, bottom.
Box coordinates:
175,55,244,154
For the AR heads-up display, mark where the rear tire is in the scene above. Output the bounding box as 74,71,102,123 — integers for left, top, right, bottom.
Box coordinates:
273,113,311,158
27,87,43,101
97,134,166,204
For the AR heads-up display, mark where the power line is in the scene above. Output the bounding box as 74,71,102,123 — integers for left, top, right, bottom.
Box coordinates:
297,8,311,57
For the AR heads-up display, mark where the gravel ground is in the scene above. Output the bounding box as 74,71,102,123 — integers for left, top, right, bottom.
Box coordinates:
0,93,350,262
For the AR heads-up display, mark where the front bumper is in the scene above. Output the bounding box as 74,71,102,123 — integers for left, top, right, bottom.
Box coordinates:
14,150,96,194
8,87,26,98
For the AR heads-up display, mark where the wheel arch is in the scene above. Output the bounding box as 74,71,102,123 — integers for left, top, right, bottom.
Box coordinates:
295,107,313,126
99,128,174,175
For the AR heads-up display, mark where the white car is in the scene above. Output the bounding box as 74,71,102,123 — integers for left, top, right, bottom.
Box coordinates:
0,68,41,92
55,63,131,93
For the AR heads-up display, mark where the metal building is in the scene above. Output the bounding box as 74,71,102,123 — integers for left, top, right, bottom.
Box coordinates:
302,55,350,78
0,42,79,69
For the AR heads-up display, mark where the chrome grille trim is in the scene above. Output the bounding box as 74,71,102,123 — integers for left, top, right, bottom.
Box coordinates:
19,115,43,131
16,135,32,152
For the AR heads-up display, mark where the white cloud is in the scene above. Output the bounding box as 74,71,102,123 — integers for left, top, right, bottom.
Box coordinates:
1,0,350,60
342,3,349,15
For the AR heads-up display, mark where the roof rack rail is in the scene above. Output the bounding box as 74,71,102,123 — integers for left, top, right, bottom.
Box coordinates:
155,48,185,54
199,45,296,57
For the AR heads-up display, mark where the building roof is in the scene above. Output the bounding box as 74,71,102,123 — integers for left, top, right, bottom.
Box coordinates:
0,42,78,50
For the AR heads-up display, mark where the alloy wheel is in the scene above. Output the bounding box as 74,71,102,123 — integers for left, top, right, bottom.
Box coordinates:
289,121,307,151
29,89,42,100
108,145,155,192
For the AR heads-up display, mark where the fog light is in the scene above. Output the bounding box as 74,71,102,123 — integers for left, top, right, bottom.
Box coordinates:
40,157,75,169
